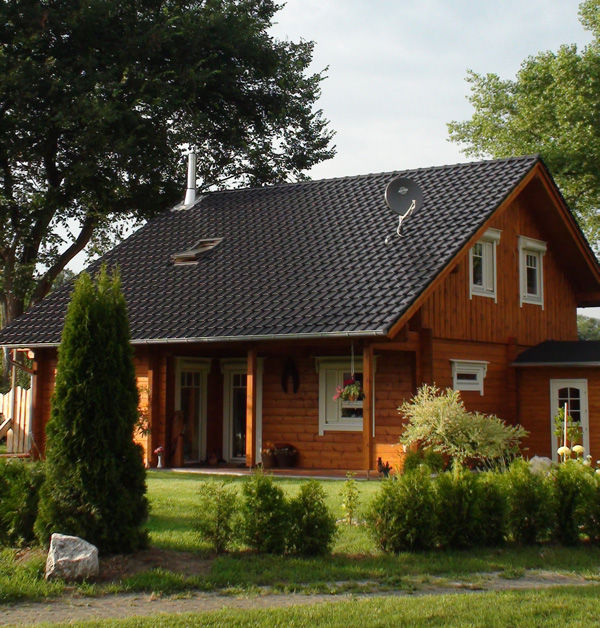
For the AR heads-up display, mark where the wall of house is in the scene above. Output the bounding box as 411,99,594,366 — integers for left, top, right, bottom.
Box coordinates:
261,350,414,470
517,366,600,461
420,196,578,346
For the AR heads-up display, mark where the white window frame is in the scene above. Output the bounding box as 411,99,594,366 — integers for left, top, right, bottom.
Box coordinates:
451,359,489,396
316,358,364,435
518,235,546,308
469,228,501,302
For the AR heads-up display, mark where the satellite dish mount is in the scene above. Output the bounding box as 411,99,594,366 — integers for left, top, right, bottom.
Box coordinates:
383,176,423,244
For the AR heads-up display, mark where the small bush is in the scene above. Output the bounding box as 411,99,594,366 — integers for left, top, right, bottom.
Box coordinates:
0,460,45,547
340,472,360,524
434,470,483,549
504,460,556,544
552,461,597,545
476,472,507,546
288,481,337,555
240,471,289,554
366,468,436,552
195,480,239,554
402,449,446,474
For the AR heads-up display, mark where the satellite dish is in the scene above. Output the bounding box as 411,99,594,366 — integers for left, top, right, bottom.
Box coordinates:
384,176,423,215
383,176,424,244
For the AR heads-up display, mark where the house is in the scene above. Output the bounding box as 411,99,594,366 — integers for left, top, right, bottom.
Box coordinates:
1,155,599,470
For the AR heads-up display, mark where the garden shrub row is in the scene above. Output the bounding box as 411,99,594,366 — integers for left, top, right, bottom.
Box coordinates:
196,472,337,556
366,459,600,552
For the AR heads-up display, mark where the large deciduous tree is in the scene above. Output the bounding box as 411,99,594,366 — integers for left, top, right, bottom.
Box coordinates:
0,0,334,332
448,0,600,251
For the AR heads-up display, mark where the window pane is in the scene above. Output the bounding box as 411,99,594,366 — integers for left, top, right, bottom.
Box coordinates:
472,245,483,286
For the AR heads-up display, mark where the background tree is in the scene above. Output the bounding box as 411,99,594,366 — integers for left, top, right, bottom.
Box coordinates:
578,314,600,339
448,0,600,251
35,268,148,553
0,0,334,353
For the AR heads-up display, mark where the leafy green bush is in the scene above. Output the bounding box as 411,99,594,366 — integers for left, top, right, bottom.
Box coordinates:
504,460,556,544
195,480,239,554
0,460,45,547
366,469,436,552
240,471,289,554
434,470,483,549
552,461,597,545
402,448,446,474
399,385,527,468
288,481,337,555
34,269,148,553
476,471,507,546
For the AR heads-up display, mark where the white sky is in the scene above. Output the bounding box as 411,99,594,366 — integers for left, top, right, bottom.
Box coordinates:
269,0,600,319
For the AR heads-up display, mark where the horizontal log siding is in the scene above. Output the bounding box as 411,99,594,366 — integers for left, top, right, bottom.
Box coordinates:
518,367,600,461
261,351,413,470
420,197,578,346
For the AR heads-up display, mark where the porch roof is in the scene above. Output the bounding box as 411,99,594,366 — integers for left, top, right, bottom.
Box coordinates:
0,156,541,347
514,340,600,367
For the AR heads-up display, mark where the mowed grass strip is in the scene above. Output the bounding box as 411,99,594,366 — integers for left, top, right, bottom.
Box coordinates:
36,585,600,628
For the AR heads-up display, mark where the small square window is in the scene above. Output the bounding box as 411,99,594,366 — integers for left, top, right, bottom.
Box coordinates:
469,229,501,301
518,236,546,307
451,359,489,396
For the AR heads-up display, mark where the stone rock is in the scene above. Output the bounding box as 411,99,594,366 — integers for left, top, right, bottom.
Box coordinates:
529,456,553,474
45,533,99,581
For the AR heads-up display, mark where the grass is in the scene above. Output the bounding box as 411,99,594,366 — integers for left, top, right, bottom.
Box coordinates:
35,585,600,627
3,471,600,603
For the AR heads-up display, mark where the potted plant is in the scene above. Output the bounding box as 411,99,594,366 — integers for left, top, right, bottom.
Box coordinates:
333,376,364,402
154,445,165,469
274,443,298,468
261,442,277,469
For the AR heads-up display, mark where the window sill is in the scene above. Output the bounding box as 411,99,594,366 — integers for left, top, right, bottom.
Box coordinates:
319,421,363,435
471,288,496,300
521,295,543,307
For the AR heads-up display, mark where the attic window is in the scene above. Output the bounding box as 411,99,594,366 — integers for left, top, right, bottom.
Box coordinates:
171,238,223,265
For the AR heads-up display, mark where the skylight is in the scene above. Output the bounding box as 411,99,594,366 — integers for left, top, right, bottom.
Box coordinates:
171,238,223,265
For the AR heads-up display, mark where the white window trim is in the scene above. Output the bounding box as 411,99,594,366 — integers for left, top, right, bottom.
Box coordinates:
469,228,501,302
316,357,365,435
518,235,546,309
451,359,489,396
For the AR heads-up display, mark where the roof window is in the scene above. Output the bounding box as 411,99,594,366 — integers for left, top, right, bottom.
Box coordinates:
171,238,223,265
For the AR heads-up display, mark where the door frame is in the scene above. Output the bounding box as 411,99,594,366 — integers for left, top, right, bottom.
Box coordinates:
174,358,210,462
221,358,263,463
549,378,589,461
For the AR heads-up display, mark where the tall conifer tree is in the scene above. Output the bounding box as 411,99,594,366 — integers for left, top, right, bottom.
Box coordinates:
35,268,147,553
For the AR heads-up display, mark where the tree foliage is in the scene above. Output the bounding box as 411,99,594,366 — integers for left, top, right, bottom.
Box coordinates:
448,0,600,250
34,268,147,553
577,314,600,339
0,0,334,340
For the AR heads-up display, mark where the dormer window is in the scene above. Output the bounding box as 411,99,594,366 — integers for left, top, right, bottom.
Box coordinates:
171,238,223,265
469,228,501,301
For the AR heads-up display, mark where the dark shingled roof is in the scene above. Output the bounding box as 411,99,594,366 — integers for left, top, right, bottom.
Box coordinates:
0,156,540,347
514,341,600,366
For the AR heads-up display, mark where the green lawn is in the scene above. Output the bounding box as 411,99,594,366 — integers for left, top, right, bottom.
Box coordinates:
2,470,600,604
37,585,600,627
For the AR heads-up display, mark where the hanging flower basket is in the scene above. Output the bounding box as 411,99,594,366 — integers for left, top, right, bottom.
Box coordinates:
333,377,364,402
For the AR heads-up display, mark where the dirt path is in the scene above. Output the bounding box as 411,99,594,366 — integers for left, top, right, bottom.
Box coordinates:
0,571,593,627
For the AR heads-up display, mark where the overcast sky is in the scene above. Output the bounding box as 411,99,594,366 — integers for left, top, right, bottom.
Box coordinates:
268,0,600,318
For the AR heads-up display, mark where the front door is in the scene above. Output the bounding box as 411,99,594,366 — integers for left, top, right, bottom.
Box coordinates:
550,379,589,461
176,359,209,464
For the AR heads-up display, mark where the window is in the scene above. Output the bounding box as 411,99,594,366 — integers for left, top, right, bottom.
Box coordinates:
316,358,364,434
450,359,488,396
172,238,223,265
518,236,546,307
469,228,501,301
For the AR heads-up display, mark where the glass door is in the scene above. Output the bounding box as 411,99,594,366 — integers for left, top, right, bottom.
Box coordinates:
229,372,247,461
550,379,589,460
176,359,209,464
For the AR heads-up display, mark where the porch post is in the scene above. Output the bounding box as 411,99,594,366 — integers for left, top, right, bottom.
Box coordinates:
246,348,257,467
362,344,374,471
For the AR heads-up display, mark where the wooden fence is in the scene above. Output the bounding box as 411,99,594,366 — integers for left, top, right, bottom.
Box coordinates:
0,386,32,454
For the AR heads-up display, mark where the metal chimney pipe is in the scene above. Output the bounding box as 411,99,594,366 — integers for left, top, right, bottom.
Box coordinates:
184,152,197,207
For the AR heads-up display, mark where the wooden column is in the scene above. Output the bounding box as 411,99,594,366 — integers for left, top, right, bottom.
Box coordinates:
246,348,258,467
362,344,374,471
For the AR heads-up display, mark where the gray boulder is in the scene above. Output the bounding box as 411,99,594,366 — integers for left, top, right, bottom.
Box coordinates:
45,533,99,581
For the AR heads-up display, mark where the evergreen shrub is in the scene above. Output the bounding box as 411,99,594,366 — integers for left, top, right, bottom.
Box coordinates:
366,468,436,552
288,480,337,555
240,471,289,554
195,480,239,554
34,269,148,553
0,460,45,547
476,471,507,546
504,460,556,544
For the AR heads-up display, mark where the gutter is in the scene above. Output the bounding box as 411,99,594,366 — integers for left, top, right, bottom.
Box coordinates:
0,328,387,350
513,361,600,368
